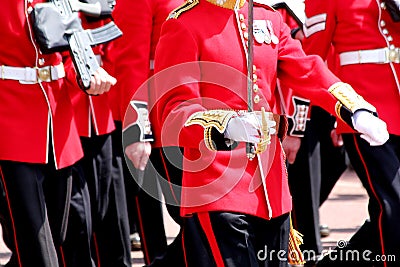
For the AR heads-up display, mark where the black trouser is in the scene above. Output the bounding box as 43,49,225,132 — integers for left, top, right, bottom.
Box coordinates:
63,132,131,267
120,121,168,265
288,107,347,255
0,160,72,267
183,212,290,267
339,134,400,267
145,147,187,267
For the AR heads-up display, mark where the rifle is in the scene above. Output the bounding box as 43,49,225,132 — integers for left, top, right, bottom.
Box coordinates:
31,0,122,90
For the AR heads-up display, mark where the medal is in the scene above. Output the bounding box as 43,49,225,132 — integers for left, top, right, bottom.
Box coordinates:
253,20,270,44
267,20,279,44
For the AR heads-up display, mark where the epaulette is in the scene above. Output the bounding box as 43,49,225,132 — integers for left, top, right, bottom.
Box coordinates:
167,0,199,20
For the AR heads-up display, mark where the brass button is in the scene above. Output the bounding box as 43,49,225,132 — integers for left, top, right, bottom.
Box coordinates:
253,84,259,93
254,95,260,103
38,68,51,81
388,49,399,63
380,20,386,27
383,29,388,35
239,14,245,22
252,73,257,83
380,2,386,9
387,36,393,42
253,65,257,73
240,22,247,31
243,31,249,40
38,58,45,66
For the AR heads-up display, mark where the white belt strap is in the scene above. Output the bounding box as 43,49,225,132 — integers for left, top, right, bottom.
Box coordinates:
0,63,65,83
339,47,400,66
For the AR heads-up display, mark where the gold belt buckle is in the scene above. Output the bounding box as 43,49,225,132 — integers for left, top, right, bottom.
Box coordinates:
388,48,400,63
37,66,51,82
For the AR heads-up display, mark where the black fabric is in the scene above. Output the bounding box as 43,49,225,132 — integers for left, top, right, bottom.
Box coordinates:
211,127,238,151
116,121,168,265
385,0,400,22
146,147,186,267
0,160,72,267
337,134,400,267
63,132,131,267
288,107,347,256
184,212,290,267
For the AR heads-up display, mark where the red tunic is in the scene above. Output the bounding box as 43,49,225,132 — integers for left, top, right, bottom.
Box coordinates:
153,0,342,219
0,0,83,169
106,0,184,145
64,16,115,137
302,0,400,134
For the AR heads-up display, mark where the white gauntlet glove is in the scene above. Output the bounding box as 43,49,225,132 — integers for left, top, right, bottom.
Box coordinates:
352,110,389,146
224,113,260,144
224,110,277,146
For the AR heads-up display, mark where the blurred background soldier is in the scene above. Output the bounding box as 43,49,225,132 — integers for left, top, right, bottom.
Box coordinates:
0,1,114,266
151,0,388,266
272,2,348,264
61,9,132,267
105,0,184,265
302,0,400,266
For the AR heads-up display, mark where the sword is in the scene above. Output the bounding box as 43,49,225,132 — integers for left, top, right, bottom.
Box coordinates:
246,0,256,160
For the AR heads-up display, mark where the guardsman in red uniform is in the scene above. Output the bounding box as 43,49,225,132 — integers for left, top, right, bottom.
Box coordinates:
105,0,184,265
274,4,348,263
302,0,400,266
62,14,132,267
151,0,389,266
0,1,114,267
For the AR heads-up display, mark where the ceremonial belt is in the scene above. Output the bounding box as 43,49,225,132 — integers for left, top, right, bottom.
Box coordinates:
339,47,400,66
0,63,65,83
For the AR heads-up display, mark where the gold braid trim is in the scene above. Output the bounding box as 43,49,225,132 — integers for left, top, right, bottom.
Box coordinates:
288,215,306,265
206,0,245,10
185,110,236,151
328,82,376,114
168,0,200,19
204,127,217,151
185,110,236,132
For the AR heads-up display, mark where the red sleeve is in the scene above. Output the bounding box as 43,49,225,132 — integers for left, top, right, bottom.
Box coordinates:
153,19,206,148
107,0,153,121
275,19,339,115
302,0,336,60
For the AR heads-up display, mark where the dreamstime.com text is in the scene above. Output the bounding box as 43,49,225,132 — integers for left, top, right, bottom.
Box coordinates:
257,240,396,263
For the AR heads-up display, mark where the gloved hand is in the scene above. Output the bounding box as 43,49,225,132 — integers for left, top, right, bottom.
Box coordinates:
352,110,389,146
224,110,276,145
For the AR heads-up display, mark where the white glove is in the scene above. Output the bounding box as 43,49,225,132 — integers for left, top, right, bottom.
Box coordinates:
224,111,276,144
352,110,389,146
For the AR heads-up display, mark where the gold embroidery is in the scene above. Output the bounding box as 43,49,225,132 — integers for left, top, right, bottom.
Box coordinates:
328,82,376,114
185,110,236,133
168,0,200,19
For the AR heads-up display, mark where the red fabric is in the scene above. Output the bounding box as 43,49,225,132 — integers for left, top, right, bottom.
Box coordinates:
274,6,311,121
152,0,342,219
64,16,115,137
104,0,184,146
0,1,83,169
302,0,400,134
197,212,225,267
